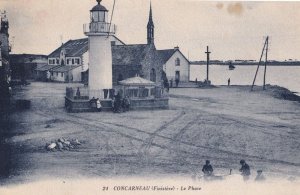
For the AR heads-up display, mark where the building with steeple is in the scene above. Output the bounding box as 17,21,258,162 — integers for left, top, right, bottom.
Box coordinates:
147,2,154,45
44,0,190,85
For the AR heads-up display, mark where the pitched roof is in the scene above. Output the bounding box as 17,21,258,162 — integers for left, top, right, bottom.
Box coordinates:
48,38,88,58
157,48,190,64
50,65,82,72
35,65,57,71
112,44,151,66
119,76,155,86
157,49,175,63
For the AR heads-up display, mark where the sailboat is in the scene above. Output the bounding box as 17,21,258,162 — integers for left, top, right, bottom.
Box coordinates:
229,62,235,70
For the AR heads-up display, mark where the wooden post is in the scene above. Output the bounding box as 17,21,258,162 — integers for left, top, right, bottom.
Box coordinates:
205,46,211,82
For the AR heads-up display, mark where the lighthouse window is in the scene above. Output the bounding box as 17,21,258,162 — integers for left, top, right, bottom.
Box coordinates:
92,12,99,22
99,12,105,22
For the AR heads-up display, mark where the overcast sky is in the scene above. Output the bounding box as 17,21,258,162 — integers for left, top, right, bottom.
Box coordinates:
2,0,300,61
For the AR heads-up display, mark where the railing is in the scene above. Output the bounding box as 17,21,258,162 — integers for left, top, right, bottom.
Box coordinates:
83,22,116,34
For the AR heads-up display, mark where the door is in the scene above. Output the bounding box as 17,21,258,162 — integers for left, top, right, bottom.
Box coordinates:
175,71,180,81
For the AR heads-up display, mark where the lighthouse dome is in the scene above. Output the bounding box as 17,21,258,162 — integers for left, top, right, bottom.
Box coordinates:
91,0,108,12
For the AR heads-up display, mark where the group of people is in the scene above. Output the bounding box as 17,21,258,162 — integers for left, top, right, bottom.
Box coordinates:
111,94,130,113
201,159,265,181
90,94,131,113
90,97,102,112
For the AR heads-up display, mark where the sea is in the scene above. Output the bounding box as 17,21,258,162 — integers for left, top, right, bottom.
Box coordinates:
190,65,300,95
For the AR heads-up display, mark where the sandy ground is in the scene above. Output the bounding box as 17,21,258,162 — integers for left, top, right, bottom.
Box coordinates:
0,82,300,185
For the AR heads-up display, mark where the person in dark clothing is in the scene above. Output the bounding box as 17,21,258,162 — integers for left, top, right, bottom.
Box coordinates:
239,160,251,178
175,78,179,87
89,97,97,112
228,78,231,86
114,92,122,113
111,97,115,112
76,87,81,98
202,160,213,176
122,96,130,112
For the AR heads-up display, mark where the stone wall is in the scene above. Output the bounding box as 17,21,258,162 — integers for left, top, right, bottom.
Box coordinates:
65,96,169,113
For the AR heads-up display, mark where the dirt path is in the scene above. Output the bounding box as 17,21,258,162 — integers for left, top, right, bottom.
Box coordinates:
1,82,300,184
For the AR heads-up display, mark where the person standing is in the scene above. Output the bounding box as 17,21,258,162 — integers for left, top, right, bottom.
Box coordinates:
239,160,251,179
202,160,213,176
111,97,115,112
175,78,179,88
228,78,231,86
96,98,102,112
76,87,81,98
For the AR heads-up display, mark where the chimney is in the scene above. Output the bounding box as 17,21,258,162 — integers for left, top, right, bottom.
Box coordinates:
174,46,179,51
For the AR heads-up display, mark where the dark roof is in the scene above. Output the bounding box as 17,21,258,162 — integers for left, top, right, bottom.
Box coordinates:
91,2,108,12
36,65,57,71
10,54,47,63
112,44,151,66
157,48,190,64
48,38,88,58
48,36,125,58
51,65,82,72
157,49,175,64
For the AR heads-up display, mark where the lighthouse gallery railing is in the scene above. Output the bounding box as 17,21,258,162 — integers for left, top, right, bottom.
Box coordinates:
83,22,116,34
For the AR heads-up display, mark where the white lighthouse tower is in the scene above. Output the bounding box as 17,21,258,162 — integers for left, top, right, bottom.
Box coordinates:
84,0,116,98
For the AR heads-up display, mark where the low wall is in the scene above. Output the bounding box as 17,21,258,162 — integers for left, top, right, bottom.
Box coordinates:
65,97,169,113
130,98,169,110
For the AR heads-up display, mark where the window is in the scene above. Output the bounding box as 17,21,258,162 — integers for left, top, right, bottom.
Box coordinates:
175,58,180,66
67,59,70,65
61,73,64,77
75,58,80,64
72,59,75,65
56,72,58,76
138,87,149,98
51,72,53,76
56,59,59,64
150,68,156,82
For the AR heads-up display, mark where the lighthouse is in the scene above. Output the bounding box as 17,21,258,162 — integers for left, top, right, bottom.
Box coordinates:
84,0,116,98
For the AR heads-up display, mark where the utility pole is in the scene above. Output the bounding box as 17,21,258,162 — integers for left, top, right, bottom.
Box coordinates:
205,46,211,82
263,36,269,90
251,37,268,91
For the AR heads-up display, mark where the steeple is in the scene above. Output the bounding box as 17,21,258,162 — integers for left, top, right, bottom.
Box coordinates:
147,2,154,45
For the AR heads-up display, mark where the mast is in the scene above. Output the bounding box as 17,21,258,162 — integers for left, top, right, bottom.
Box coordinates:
263,36,269,90
251,36,268,91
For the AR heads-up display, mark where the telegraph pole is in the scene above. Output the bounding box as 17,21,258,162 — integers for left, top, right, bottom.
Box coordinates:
205,46,211,82
263,36,269,90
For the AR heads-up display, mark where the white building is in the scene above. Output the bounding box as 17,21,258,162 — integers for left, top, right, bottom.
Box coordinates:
47,36,124,83
158,47,190,82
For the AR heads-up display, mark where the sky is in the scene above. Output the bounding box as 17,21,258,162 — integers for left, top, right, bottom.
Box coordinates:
1,0,300,61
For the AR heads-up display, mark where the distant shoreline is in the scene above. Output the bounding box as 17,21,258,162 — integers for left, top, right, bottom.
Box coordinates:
191,61,300,66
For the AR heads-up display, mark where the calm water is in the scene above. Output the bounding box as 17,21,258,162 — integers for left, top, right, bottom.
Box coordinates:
190,65,300,94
